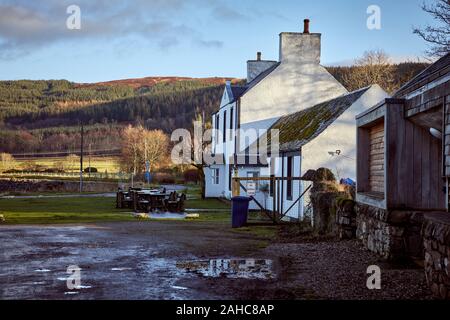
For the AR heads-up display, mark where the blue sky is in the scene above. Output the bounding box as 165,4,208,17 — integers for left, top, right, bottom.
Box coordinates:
0,0,437,83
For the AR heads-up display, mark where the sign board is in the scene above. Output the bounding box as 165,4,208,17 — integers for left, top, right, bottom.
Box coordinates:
246,182,256,196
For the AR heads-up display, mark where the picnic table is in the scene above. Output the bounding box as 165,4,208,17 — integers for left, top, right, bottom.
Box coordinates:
135,190,170,212
116,188,186,213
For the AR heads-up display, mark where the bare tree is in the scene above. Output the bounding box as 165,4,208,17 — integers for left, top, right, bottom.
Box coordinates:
0,153,16,172
65,154,79,172
120,125,169,174
190,113,211,199
413,0,450,58
342,49,395,93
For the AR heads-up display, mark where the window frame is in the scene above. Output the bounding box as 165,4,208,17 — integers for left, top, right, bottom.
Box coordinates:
286,156,293,200
212,168,220,185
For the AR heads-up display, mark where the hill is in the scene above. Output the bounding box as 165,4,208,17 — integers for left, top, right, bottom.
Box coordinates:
0,62,429,155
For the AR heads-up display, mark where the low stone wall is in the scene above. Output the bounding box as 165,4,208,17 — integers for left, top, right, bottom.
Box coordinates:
422,213,450,299
0,178,117,193
355,203,424,261
335,199,356,239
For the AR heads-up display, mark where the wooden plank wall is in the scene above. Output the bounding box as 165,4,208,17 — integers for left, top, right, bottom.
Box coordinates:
369,122,385,193
444,94,450,176
386,102,445,210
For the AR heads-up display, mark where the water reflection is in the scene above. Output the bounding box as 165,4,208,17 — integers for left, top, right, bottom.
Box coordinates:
176,259,274,279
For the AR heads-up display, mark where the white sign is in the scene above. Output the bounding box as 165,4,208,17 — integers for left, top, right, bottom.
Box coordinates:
247,182,256,196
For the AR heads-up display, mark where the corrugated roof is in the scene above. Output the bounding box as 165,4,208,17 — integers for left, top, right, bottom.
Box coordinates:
244,86,372,154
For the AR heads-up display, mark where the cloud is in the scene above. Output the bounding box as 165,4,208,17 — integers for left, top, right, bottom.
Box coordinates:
0,0,226,59
194,38,224,48
211,4,248,21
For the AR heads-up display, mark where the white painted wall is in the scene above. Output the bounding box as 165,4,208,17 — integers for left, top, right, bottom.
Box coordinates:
240,62,347,124
265,155,303,219
300,85,389,180
239,116,280,152
204,165,227,198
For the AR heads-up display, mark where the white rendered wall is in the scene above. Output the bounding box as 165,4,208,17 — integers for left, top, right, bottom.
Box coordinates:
204,165,227,198
240,62,347,124
300,85,388,180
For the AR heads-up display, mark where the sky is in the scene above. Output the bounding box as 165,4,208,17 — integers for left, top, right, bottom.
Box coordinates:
0,0,438,83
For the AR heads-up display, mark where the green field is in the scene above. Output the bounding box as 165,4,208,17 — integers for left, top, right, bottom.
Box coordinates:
0,194,231,224
12,156,121,173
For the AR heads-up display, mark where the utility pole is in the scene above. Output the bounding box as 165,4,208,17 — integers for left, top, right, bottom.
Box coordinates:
80,123,84,193
88,143,92,178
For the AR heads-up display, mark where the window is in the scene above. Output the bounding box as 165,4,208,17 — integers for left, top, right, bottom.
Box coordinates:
269,175,275,197
269,158,275,197
212,168,219,185
230,107,234,140
286,156,293,200
215,114,220,143
223,110,227,142
228,165,232,191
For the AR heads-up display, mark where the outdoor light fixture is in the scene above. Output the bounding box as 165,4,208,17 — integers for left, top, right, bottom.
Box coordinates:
429,128,442,139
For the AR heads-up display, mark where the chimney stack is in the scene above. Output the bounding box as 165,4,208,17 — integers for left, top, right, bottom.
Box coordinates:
279,18,321,64
303,19,310,34
247,51,277,83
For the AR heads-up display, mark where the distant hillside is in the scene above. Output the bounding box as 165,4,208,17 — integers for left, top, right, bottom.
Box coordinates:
0,62,429,154
326,62,430,94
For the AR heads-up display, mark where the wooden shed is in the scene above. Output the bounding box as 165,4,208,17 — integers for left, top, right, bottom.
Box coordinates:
356,54,450,211
354,53,450,299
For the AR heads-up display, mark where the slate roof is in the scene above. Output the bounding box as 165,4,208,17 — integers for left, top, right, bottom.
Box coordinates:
227,62,281,103
244,86,372,154
393,53,450,98
230,85,247,102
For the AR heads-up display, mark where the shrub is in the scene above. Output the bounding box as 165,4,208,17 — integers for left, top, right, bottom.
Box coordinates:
153,172,175,184
84,167,98,173
183,169,199,183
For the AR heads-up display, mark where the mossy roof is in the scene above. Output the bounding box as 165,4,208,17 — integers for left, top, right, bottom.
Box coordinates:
245,86,371,154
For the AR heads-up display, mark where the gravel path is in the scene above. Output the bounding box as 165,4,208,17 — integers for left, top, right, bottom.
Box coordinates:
0,222,434,300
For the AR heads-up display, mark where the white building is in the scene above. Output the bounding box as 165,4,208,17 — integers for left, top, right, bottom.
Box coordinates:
204,20,388,219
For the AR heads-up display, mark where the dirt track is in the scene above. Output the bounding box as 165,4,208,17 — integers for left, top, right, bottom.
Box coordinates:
0,221,433,300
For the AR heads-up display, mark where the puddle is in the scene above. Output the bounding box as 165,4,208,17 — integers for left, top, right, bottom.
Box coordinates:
64,291,79,295
73,285,92,289
171,285,188,290
176,259,275,279
149,213,186,220
111,267,132,271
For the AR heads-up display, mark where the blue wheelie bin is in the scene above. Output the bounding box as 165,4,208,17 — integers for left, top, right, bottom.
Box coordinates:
231,196,251,228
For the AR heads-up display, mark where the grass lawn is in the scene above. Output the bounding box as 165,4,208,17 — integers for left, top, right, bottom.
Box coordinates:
0,197,134,224
0,193,232,225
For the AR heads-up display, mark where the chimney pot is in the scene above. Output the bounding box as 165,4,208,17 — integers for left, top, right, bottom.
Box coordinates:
257,52,261,61
303,19,310,34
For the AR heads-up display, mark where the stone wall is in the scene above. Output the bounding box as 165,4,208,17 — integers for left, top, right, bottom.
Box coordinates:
335,199,356,239
0,178,117,193
422,213,450,299
355,203,424,261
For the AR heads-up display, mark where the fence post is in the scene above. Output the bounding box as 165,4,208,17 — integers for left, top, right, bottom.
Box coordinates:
231,168,240,197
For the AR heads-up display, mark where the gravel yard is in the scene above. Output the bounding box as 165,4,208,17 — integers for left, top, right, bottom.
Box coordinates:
0,221,433,300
